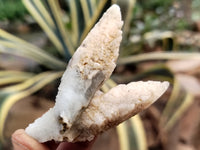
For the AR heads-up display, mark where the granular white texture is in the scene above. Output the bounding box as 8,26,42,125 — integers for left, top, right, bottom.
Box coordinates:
61,81,169,142
25,4,169,143
71,4,123,80
25,4,123,142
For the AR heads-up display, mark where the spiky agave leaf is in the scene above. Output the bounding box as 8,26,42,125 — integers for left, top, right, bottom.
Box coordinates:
0,29,66,70
22,0,74,58
118,52,200,65
0,71,63,142
0,71,34,86
22,0,112,59
160,78,194,131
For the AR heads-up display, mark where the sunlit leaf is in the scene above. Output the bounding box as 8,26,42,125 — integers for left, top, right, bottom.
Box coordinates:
0,71,34,86
113,64,173,84
80,0,93,23
0,71,63,142
163,92,193,131
117,122,130,150
44,0,75,56
66,0,85,46
80,0,110,42
118,52,200,65
160,78,194,131
129,115,147,150
22,0,74,58
0,29,66,70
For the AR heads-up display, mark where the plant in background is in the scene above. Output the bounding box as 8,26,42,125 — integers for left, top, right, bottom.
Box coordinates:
0,0,200,150
0,0,27,21
0,0,139,149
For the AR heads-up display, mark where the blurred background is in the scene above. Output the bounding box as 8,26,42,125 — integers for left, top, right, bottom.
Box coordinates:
0,0,200,150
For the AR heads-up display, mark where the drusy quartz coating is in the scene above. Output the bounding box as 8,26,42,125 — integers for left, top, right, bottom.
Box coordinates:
25,4,169,143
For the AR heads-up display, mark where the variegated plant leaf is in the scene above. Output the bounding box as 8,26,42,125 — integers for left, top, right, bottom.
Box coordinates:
118,52,200,65
22,0,74,58
160,77,194,131
0,71,34,86
0,29,66,70
79,0,110,43
0,71,63,142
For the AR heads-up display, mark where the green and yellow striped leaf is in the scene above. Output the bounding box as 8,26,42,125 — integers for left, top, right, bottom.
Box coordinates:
112,64,173,84
66,0,85,46
22,0,74,58
0,29,66,70
0,71,34,86
65,0,111,45
117,121,130,150
0,71,63,142
79,0,110,42
22,0,120,58
160,78,194,131
129,115,147,150
118,52,200,65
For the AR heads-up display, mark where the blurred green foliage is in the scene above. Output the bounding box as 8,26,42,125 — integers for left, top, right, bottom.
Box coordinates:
131,0,190,35
0,0,27,20
192,0,200,21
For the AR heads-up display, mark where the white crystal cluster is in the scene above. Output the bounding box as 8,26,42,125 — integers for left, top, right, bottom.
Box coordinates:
25,4,169,143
